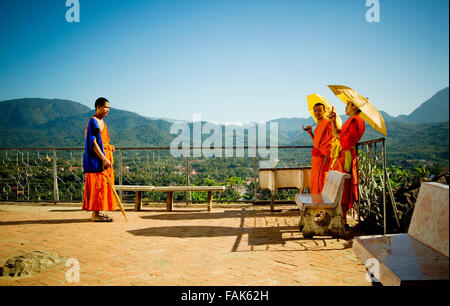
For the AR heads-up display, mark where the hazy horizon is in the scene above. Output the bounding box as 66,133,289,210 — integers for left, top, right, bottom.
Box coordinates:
1,84,447,125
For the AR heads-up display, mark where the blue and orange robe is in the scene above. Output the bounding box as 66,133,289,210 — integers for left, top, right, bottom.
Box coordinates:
82,117,116,211
330,115,365,221
310,118,333,194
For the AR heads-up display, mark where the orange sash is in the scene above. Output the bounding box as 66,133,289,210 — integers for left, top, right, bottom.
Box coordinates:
330,116,365,209
310,119,333,194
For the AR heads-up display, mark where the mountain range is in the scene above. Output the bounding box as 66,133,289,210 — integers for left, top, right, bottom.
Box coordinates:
0,87,448,165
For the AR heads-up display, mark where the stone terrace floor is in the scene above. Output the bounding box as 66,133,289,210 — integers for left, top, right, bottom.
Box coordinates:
0,202,370,286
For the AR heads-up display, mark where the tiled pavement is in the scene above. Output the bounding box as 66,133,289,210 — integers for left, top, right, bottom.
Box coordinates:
0,203,370,286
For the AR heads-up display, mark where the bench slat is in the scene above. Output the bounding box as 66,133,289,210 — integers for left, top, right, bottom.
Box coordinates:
114,185,225,192
114,185,154,191
297,194,334,205
295,194,335,210
153,186,226,192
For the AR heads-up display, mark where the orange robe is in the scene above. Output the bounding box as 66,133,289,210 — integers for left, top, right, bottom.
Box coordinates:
310,119,333,194
331,115,365,219
82,121,116,211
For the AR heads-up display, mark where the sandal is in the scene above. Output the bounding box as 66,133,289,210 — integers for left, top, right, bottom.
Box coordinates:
91,213,113,222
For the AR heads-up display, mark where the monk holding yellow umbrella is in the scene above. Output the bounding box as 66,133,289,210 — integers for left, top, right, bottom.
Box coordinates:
327,85,386,226
302,94,341,193
328,85,387,136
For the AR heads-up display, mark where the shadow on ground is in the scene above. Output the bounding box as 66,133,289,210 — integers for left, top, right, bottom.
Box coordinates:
0,219,92,226
139,209,298,221
128,224,354,252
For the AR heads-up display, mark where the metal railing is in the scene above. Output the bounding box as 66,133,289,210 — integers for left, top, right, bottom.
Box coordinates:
1,139,394,233
356,138,399,234
0,145,315,203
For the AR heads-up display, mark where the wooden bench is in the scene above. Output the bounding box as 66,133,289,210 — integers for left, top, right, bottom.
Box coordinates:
259,167,311,211
115,185,225,212
294,170,350,238
352,182,449,285
114,185,155,211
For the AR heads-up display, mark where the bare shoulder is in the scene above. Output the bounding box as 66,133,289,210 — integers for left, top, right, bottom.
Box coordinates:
92,117,105,131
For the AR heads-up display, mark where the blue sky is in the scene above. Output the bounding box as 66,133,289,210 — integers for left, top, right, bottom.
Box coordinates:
0,0,448,123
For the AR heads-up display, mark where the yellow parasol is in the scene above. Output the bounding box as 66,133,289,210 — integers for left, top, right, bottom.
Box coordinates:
306,93,342,128
328,85,387,136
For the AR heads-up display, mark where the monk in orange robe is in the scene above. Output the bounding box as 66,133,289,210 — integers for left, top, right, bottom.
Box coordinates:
303,103,333,193
82,97,116,222
328,101,365,226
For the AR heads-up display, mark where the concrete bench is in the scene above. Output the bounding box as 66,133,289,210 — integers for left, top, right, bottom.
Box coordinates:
294,170,350,238
352,182,449,285
115,185,225,212
259,167,311,211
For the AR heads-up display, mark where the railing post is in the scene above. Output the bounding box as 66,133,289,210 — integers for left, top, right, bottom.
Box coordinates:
382,138,387,235
118,149,123,200
81,151,85,201
185,148,190,204
53,149,59,202
253,154,258,204
356,143,360,224
26,151,30,200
